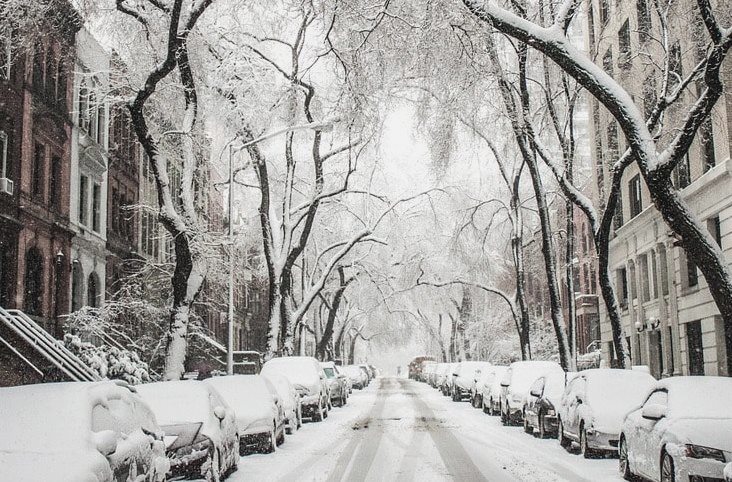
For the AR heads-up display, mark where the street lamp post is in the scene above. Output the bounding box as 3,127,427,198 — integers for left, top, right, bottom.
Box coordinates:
226,118,338,374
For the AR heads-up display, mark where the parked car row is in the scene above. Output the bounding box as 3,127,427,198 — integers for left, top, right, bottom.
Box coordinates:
419,360,732,482
0,356,376,481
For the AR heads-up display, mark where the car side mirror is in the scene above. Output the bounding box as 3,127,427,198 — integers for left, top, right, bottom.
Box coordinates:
641,403,667,421
213,405,227,421
94,430,118,456
500,382,509,388
530,389,541,398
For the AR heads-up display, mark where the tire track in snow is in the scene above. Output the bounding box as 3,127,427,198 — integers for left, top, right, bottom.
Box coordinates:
397,378,506,482
325,377,394,482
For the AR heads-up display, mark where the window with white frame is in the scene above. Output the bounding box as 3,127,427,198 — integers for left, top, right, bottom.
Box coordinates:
79,174,89,226
77,75,106,145
0,32,10,80
0,130,8,179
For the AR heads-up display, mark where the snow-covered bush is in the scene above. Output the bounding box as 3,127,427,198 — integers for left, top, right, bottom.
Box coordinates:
64,334,151,385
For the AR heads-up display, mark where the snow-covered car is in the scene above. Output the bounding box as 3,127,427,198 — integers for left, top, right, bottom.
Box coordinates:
204,375,286,455
557,368,655,458
342,364,368,389
261,356,329,422
500,360,563,425
451,360,492,402
523,371,577,438
423,362,438,385
440,362,459,396
619,376,732,482
478,366,508,414
0,380,169,482
432,362,449,389
359,364,374,384
262,372,302,434
136,380,239,480
321,361,348,407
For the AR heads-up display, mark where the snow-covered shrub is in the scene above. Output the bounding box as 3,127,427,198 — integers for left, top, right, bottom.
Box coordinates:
64,334,151,385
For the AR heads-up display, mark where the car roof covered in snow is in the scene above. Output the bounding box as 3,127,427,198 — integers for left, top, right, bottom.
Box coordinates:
0,381,147,453
657,376,732,419
204,375,275,423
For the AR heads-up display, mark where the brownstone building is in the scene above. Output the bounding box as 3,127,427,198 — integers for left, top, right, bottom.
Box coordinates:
1,6,81,337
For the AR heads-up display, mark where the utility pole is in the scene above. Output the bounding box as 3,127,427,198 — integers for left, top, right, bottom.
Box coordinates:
227,144,235,375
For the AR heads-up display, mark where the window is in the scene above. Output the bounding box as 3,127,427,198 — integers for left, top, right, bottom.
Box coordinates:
667,326,675,374
639,254,650,302
708,216,722,248
79,175,88,225
637,0,651,44
96,102,106,146
617,267,629,308
643,75,657,120
87,272,99,308
618,20,632,70
606,122,619,164
32,43,44,92
687,253,699,288
659,246,669,296
650,252,658,299
32,143,45,199
78,78,89,133
56,60,67,108
92,183,101,232
614,192,624,230
673,154,691,189
629,174,643,218
0,130,8,180
0,32,10,80
71,263,83,312
49,156,62,209
686,320,704,375
44,51,55,99
700,118,716,171
589,264,597,294
24,248,44,316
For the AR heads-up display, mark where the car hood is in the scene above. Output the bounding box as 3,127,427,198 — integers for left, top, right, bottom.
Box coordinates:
664,418,732,452
0,450,112,482
236,403,275,432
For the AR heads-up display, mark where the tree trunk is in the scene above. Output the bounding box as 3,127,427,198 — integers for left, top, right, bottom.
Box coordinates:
510,183,532,360
316,267,350,360
566,198,577,364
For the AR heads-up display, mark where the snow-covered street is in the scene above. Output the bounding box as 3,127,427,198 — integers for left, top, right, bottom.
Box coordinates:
221,377,621,482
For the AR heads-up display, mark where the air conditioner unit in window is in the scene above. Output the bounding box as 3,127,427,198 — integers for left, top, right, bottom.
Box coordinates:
0,177,13,195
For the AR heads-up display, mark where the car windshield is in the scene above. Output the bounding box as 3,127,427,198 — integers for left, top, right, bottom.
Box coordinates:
323,367,336,379
585,371,654,411
136,381,210,425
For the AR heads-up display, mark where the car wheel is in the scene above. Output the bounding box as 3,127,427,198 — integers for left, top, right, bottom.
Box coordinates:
580,426,595,459
482,397,490,414
523,410,532,433
537,411,547,439
297,406,303,429
313,400,323,422
500,403,509,425
619,436,635,481
341,394,347,406
558,419,571,450
276,427,285,446
660,451,675,482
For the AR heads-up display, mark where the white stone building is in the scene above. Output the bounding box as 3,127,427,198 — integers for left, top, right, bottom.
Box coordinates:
69,28,109,311
585,0,732,378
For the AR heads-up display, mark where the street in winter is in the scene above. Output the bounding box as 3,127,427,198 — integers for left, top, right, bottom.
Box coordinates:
1,0,732,481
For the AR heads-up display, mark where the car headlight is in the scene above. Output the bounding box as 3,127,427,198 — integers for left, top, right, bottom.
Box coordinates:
685,444,726,463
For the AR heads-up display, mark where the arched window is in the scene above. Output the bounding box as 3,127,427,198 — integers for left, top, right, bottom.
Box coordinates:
71,263,84,312
87,272,99,308
24,248,44,315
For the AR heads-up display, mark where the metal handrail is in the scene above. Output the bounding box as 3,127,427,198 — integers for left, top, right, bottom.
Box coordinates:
0,306,100,382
